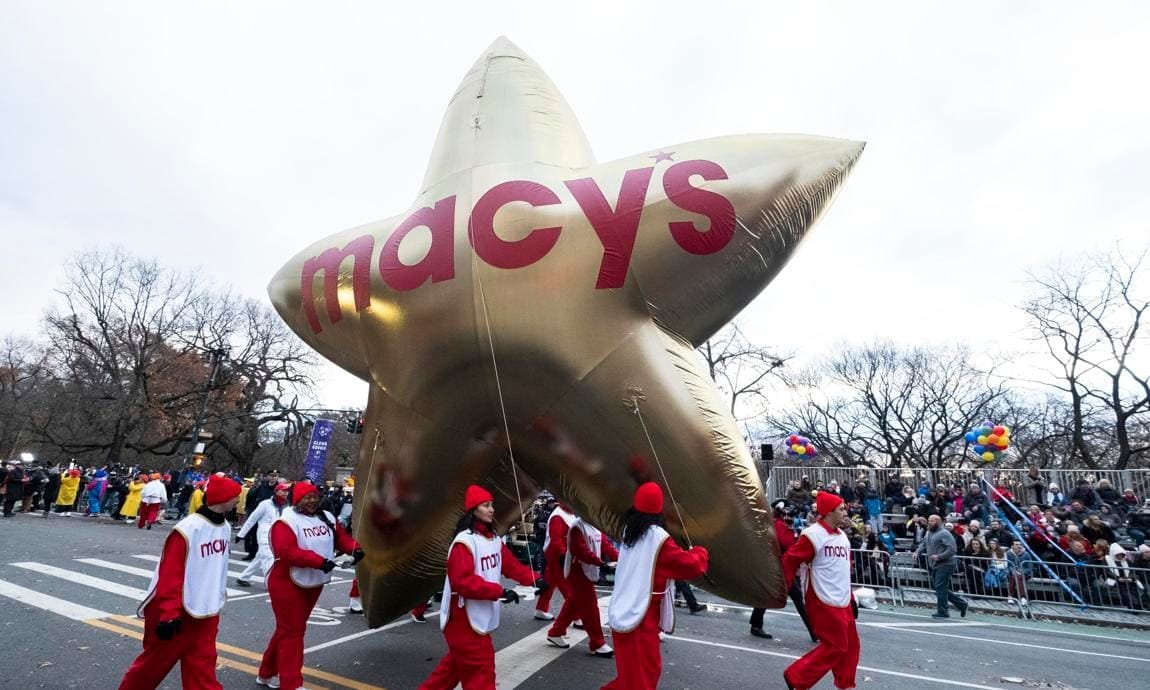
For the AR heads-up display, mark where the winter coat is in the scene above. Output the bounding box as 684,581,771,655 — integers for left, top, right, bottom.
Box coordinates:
119,481,145,518
56,475,81,507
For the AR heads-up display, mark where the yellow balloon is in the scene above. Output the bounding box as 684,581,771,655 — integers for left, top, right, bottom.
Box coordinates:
268,36,863,624
982,451,996,461
977,435,989,445
796,446,807,455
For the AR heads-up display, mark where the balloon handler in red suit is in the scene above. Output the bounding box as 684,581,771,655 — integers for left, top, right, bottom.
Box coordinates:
602,482,709,690
533,499,575,620
782,491,861,690
419,485,541,690
545,512,618,656
118,476,243,690
257,482,364,690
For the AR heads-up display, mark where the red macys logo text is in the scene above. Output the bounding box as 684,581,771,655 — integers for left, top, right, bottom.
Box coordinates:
199,538,228,559
301,159,735,333
302,525,331,539
822,544,849,559
479,552,501,572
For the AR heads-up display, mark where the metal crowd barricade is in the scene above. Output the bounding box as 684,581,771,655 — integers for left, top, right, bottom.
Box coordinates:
849,548,900,606
1022,557,1149,615
887,553,1029,616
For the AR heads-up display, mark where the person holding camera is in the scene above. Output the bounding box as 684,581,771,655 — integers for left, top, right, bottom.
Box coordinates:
420,485,540,690
118,477,243,690
257,481,364,690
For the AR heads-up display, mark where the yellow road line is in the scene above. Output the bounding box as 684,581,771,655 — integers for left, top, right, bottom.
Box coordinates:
103,616,385,690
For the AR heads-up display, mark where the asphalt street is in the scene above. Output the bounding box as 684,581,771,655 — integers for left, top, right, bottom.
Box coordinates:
2,513,1147,689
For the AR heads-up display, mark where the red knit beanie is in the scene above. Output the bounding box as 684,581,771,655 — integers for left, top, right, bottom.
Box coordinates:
204,477,242,506
815,491,844,516
293,481,320,504
464,485,494,511
633,482,664,514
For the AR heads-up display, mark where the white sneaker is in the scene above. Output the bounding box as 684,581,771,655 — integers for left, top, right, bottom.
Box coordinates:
658,632,667,642
1007,597,1017,605
256,676,281,688
590,643,614,658
546,635,571,648
534,611,555,621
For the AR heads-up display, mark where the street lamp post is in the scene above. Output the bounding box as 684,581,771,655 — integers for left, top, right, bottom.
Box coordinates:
184,347,228,473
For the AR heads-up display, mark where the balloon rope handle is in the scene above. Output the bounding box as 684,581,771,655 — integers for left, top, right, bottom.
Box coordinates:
631,398,693,548
474,255,539,586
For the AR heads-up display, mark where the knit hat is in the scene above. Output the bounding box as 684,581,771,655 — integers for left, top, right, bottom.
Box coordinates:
293,481,320,504
274,481,292,492
464,485,494,511
815,490,844,516
204,477,242,506
633,482,664,514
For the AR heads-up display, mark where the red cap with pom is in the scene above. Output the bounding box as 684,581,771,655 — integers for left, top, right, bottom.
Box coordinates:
815,491,844,516
293,482,320,504
204,477,242,506
633,482,664,515
464,485,493,511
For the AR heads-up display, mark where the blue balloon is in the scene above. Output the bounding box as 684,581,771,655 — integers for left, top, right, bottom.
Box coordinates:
964,431,977,443
973,444,986,454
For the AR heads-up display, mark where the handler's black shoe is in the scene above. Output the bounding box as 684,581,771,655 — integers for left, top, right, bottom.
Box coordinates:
959,600,969,618
750,627,773,639
235,579,252,587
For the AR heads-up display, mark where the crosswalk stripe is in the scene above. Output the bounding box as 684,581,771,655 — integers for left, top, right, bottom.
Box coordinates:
229,557,354,574
134,554,266,584
0,578,109,621
78,558,246,597
12,561,149,600
495,595,609,688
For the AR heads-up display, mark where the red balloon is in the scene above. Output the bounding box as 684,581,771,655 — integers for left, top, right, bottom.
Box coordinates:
992,425,1006,436
788,435,799,445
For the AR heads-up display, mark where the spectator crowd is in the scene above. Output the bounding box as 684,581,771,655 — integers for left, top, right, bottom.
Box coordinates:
776,467,1150,612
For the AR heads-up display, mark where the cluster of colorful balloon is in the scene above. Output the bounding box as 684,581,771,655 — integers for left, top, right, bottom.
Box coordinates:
786,434,818,460
964,422,1011,462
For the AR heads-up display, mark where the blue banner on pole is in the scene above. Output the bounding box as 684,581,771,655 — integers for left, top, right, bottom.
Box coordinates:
303,420,335,484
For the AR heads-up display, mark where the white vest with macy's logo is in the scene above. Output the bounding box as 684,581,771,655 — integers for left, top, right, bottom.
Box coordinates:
799,522,852,607
564,519,604,582
440,530,504,634
543,507,575,553
276,508,337,588
137,513,230,618
607,526,676,634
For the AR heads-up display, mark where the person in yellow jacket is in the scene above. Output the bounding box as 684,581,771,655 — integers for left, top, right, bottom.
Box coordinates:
55,469,82,515
237,479,253,520
187,481,205,516
119,473,147,521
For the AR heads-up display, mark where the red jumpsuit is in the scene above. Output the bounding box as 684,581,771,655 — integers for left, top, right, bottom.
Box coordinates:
119,530,223,689
420,522,537,690
535,513,572,614
549,525,618,649
258,518,358,690
602,540,708,690
782,523,860,690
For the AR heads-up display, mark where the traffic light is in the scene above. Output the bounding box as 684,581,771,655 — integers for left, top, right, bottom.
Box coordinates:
356,417,365,434
192,454,205,468
346,417,357,433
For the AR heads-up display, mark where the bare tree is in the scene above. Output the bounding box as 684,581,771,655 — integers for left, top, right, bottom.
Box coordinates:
769,342,1007,468
1022,247,1150,469
0,336,50,457
697,321,790,426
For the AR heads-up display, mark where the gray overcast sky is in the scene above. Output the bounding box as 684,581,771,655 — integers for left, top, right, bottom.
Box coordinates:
3,2,1148,408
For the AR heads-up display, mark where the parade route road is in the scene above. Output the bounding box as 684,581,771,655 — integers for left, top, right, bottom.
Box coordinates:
4,513,1148,689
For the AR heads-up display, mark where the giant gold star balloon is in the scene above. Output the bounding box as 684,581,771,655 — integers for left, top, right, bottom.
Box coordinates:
268,37,863,625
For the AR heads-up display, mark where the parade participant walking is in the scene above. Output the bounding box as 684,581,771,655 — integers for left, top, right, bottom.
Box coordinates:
257,482,363,690
117,476,243,690
85,469,108,516
751,503,816,642
534,500,575,621
120,474,147,522
781,491,860,690
545,514,618,655
235,481,291,587
419,485,538,690
603,482,709,690
187,481,205,516
915,513,969,619
139,473,167,529
55,468,82,515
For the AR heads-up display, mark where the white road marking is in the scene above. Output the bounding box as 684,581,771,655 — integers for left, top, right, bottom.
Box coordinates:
880,626,1150,663
303,611,440,654
667,634,1004,689
12,561,149,600
135,554,266,585
0,578,109,621
229,557,354,574
498,595,609,689
870,621,984,628
78,558,245,596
